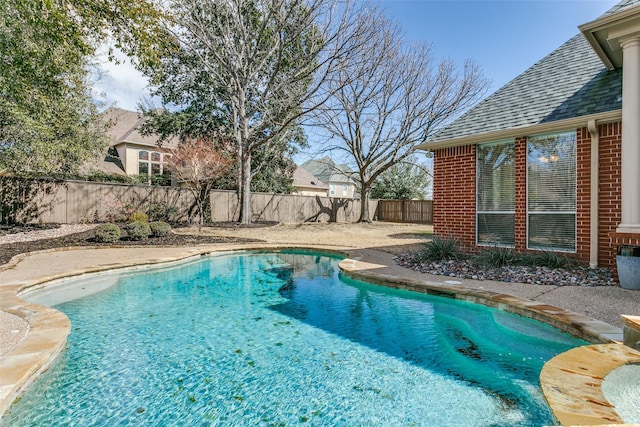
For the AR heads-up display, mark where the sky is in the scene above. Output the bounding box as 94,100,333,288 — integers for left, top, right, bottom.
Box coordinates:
91,0,619,165
93,0,619,111
380,0,617,92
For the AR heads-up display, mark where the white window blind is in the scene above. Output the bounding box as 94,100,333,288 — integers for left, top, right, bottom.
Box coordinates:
477,141,515,246
526,132,576,251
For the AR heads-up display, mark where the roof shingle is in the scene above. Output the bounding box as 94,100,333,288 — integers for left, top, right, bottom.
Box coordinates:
429,34,622,143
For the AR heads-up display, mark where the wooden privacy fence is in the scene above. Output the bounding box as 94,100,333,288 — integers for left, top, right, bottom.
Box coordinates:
211,190,378,223
0,177,196,224
0,177,378,224
377,199,433,224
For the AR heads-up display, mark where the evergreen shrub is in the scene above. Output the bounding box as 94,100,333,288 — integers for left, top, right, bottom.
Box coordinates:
149,221,171,237
94,223,121,243
126,221,151,240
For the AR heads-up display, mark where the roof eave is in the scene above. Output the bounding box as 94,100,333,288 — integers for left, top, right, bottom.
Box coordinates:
579,3,640,70
418,110,622,151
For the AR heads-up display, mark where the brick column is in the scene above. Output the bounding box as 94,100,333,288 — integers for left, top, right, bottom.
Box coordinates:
433,145,476,252
514,137,527,252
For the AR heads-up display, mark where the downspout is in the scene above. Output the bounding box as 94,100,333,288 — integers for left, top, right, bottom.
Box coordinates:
588,119,599,268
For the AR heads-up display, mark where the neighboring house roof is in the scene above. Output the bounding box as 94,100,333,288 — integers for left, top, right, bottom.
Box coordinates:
300,157,355,184
424,33,622,147
292,166,328,191
102,107,178,149
80,147,127,176
79,108,176,176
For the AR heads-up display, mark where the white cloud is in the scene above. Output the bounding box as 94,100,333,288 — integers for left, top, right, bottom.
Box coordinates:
91,49,159,112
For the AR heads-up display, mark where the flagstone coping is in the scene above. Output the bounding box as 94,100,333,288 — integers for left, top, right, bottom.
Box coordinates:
0,245,635,425
540,344,640,426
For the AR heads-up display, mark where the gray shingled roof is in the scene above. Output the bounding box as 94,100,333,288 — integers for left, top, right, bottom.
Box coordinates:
80,147,127,176
429,33,622,142
102,107,179,149
600,0,640,17
300,157,355,184
293,166,328,190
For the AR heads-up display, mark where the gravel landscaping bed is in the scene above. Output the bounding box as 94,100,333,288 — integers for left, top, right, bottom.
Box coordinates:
394,252,617,287
1,222,618,287
0,225,263,267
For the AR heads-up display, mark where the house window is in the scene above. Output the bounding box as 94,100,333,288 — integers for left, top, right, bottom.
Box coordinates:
476,140,515,246
330,184,335,195
138,150,149,175
342,184,348,196
526,131,576,251
138,150,169,177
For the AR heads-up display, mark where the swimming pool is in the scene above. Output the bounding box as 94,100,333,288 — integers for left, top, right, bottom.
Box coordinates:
3,251,587,426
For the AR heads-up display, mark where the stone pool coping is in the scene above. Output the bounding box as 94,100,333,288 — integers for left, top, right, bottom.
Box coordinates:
0,244,634,424
540,343,640,426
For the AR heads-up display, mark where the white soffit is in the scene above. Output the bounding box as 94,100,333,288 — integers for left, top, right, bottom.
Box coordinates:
580,4,640,70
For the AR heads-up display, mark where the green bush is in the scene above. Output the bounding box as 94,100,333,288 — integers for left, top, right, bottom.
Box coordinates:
520,251,571,268
94,223,121,243
475,247,521,267
149,221,171,237
475,248,576,269
150,174,172,187
147,204,178,223
129,211,149,223
125,221,151,241
420,236,464,262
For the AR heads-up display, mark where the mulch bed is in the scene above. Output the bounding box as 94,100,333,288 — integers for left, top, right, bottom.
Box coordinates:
0,226,265,267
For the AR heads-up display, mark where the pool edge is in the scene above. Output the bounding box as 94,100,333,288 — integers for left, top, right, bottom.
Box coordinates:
0,244,633,425
0,244,352,418
338,255,639,426
540,344,640,426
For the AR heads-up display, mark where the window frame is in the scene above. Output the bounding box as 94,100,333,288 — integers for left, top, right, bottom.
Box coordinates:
476,139,516,248
525,130,577,253
138,150,170,177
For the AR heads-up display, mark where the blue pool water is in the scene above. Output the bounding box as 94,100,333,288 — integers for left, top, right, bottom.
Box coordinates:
3,251,587,426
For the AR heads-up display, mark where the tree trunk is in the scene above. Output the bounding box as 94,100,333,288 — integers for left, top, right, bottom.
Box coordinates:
358,184,372,223
238,147,252,224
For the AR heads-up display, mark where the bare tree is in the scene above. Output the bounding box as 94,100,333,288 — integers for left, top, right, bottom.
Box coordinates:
312,9,489,222
154,0,371,224
168,137,232,225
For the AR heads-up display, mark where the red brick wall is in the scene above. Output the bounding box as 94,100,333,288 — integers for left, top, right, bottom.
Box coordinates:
514,137,527,252
433,145,476,251
433,121,638,279
576,127,592,263
598,122,623,269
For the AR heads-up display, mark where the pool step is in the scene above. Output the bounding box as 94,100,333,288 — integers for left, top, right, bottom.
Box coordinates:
622,315,640,350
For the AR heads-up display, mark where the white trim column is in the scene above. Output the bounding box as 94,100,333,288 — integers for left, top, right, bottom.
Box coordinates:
618,36,640,233
588,119,599,268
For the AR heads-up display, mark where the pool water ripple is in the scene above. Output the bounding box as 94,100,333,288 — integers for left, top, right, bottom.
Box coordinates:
2,252,587,426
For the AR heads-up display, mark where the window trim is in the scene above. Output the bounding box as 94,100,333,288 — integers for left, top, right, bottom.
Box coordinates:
138,150,170,177
476,139,516,248
525,130,577,253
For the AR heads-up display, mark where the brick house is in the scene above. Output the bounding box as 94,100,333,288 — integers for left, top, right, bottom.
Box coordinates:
419,0,640,278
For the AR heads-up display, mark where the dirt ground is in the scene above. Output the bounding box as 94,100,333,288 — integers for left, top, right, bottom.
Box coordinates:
175,222,433,254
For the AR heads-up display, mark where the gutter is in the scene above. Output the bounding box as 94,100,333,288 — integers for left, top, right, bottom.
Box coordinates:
418,110,622,151
579,3,640,70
